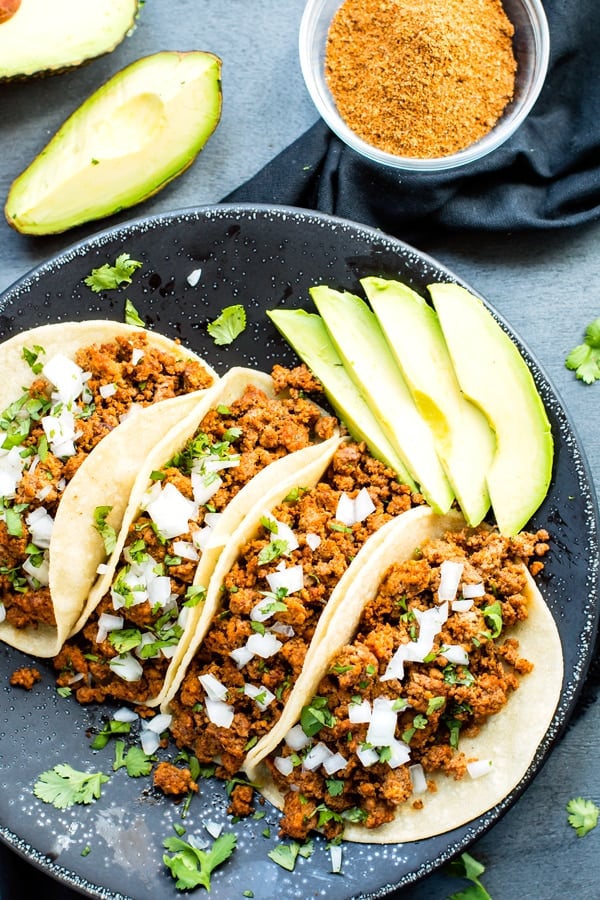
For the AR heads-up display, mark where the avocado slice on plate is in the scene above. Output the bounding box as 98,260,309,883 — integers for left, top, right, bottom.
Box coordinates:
362,276,496,526
5,50,222,235
267,307,417,488
428,282,553,536
309,285,455,514
0,0,139,80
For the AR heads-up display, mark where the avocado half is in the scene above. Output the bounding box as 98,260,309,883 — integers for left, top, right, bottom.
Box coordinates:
5,51,223,235
0,0,139,80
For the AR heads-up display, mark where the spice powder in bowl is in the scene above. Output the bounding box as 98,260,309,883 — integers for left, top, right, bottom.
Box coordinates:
325,0,517,159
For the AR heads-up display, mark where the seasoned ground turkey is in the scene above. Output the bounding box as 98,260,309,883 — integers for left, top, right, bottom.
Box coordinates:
54,370,338,706
9,666,42,689
263,524,550,841
167,442,423,779
0,332,213,631
153,761,198,798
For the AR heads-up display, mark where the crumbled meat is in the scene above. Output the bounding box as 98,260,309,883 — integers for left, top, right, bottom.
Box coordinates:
9,666,42,689
227,783,255,817
153,761,198,798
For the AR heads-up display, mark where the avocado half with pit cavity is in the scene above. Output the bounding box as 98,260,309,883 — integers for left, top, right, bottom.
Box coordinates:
0,0,139,80
5,51,223,235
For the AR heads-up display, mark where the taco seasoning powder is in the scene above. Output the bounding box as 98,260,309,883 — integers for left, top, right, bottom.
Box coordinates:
325,0,517,158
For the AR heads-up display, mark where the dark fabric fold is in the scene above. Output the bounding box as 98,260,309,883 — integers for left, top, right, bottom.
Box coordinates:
225,0,600,240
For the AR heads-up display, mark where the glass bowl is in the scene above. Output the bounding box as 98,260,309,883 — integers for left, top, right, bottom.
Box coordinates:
299,0,550,171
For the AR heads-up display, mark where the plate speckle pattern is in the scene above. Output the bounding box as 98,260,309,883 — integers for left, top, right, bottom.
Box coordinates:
0,205,597,900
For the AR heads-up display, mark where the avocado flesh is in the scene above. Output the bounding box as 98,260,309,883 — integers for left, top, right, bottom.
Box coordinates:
267,308,417,488
310,285,455,514
0,0,138,80
5,51,222,235
428,282,553,536
362,276,496,526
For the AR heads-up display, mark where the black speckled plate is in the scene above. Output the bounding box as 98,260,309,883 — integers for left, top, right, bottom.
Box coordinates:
0,205,598,900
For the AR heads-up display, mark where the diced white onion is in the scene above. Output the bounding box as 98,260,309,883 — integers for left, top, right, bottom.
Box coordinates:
119,402,142,423
172,540,199,561
366,697,398,747
35,484,53,502
348,699,372,724
42,407,77,457
467,759,494,779
330,844,343,874
284,724,311,751
303,742,333,772
409,763,428,794
335,492,355,526
323,752,347,775
99,383,117,399
204,512,222,529
199,673,229,702
270,622,295,638
305,532,321,550
462,582,486,599
109,652,143,682
356,745,380,767
244,682,275,711
135,632,161,659
381,644,408,682
42,354,85,404
113,707,138,723
437,560,464,602
451,598,474,612
274,755,294,777
265,564,304,595
335,488,375,526
269,518,299,553
246,631,283,659
140,729,161,755
96,613,124,643
442,644,469,665
96,563,109,575
187,267,202,287
191,471,222,506
387,738,412,769
229,645,255,669
0,603,5,624
144,482,198,539
144,713,172,734
23,553,50,586
0,442,25,498
193,524,214,551
146,575,173,608
204,820,223,839
131,348,145,366
26,507,54,549
205,698,235,728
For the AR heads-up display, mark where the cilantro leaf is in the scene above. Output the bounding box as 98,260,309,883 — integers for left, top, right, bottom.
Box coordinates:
207,305,247,346
84,253,142,292
113,741,154,777
566,796,600,837
163,832,237,890
447,852,492,900
33,764,109,809
125,298,145,327
93,505,117,555
565,316,600,384
268,842,300,871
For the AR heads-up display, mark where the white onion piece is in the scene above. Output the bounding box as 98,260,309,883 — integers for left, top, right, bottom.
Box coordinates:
381,644,408,682
462,582,486,599
303,742,333,772
42,354,85,403
244,682,275,711
335,492,355,525
356,745,379,767
147,575,172,608
42,408,77,457
172,540,199,561
451,598,474,612
265,564,304,595
109,653,143,682
230,645,255,669
161,644,178,659
96,613,124,643
274,756,294,777
205,698,235,728
348,699,371,724
193,524,214,551
145,482,198,539
0,442,25,498
23,553,50,586
442,644,469,665
0,603,5,624
366,697,398,747
140,729,161,755
409,763,428,794
113,707,138,723
387,738,412,769
305,532,321,550
204,512,222,529
323,752,347,775
119,402,142,423
270,622,295,637
246,631,283,659
467,759,493,779
144,713,172,734
134,633,160,661
437,560,464,602
270,519,299,553
191,471,222,506
99,383,117,399
353,487,376,522
284,724,311,751
96,563,109,575
204,820,223,839
199,673,229,702
26,507,54,549
330,844,343,875
131,348,145,366
187,267,202,287
35,484,53,502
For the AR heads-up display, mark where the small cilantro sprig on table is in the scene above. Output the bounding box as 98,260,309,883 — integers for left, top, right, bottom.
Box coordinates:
446,852,493,900
566,797,600,837
84,253,142,292
163,830,237,890
565,316,600,383
207,304,247,346
33,764,109,809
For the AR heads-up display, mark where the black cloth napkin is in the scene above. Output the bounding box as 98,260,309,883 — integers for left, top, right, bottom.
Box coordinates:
225,0,600,242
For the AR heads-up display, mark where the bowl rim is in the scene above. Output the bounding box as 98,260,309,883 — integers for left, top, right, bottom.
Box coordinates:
299,0,551,171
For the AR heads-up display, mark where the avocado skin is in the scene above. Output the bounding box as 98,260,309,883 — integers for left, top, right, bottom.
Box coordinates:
5,51,223,235
0,0,139,81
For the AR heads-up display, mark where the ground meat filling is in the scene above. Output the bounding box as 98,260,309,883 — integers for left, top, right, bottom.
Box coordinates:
167,443,423,780
0,332,214,631
263,525,550,841
54,375,338,706
153,760,198,799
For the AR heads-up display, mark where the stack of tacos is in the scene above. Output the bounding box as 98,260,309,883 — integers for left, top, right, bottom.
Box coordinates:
0,321,217,656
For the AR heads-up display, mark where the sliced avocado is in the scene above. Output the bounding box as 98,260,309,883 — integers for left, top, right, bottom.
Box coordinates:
362,276,495,526
0,0,138,81
310,285,455,514
267,307,417,488
5,51,222,235
428,282,553,536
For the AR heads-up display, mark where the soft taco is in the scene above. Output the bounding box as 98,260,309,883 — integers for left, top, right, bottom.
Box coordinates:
163,438,425,791
243,505,562,843
0,320,217,656
53,364,341,707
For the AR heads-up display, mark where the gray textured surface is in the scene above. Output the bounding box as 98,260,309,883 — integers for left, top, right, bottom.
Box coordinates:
1,1,600,898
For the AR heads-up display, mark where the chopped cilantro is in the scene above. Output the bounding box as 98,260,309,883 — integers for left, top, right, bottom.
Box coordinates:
90,719,131,750
84,253,142,292
33,764,109,809
300,696,336,737
565,316,600,384
113,741,154,777
22,345,45,374
56,686,72,698
446,851,492,899
124,298,145,327
93,506,117,555
207,304,247,346
482,601,503,638
163,831,237,891
267,841,306,872
566,796,600,837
